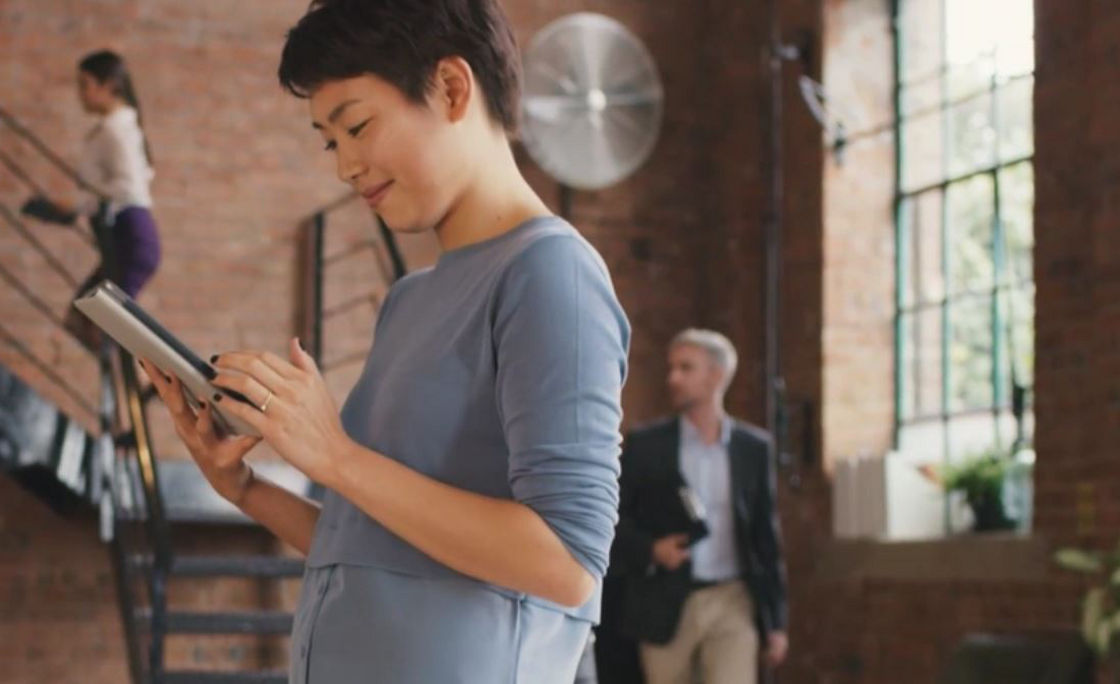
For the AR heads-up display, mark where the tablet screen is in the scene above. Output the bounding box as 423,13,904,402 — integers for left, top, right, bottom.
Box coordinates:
118,296,217,381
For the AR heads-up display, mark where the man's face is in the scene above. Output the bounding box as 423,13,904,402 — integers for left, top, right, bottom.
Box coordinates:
667,343,725,412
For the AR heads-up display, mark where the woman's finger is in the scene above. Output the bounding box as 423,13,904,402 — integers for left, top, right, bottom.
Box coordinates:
211,371,274,410
289,337,318,375
139,359,173,401
259,350,302,381
163,372,194,418
142,359,193,420
194,400,219,449
213,350,298,385
211,392,270,436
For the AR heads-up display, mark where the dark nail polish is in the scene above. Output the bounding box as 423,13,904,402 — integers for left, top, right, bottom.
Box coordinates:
199,401,207,409
210,355,219,363
297,338,304,351
212,394,223,402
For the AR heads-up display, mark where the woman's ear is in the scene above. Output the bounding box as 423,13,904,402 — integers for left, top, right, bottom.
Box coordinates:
432,56,474,124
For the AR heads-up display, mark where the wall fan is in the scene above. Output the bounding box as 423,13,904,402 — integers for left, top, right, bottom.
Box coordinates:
520,13,664,191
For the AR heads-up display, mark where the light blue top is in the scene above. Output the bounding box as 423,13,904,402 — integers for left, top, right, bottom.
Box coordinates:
679,415,741,582
290,217,630,683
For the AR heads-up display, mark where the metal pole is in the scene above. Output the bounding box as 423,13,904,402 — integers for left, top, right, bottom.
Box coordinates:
763,0,785,437
0,106,104,195
312,212,326,366
558,183,573,221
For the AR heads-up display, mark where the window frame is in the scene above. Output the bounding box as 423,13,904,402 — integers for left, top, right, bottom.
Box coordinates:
891,0,1036,458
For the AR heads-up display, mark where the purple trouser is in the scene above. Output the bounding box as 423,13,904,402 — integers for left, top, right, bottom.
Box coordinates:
78,205,161,297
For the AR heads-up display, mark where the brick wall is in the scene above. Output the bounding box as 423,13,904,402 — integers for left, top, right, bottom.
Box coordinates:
0,0,751,680
774,1,1120,683
2,0,1115,682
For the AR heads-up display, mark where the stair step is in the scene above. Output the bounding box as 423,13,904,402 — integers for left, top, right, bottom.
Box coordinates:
131,554,305,578
161,670,288,684
143,610,294,635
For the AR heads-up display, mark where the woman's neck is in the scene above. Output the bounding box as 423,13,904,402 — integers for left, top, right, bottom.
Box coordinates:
434,143,550,253
96,99,126,117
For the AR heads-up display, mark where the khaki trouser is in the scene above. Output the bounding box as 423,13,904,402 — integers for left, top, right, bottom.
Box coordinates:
640,581,759,684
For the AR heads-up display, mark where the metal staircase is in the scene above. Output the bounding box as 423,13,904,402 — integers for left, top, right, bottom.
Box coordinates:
0,106,392,684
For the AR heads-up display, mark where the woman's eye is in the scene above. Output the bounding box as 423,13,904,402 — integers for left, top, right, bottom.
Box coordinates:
347,119,370,138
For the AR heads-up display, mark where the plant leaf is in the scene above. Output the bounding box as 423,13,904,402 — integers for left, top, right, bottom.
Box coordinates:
1098,621,1113,656
1084,588,1106,652
1057,549,1104,573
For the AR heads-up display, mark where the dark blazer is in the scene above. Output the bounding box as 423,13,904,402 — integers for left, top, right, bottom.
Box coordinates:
607,417,787,645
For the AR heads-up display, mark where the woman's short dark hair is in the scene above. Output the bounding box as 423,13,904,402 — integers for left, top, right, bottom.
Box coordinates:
278,0,522,134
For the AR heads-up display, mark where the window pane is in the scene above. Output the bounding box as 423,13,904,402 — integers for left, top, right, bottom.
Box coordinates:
997,76,1033,161
902,111,945,192
947,413,999,466
945,0,996,62
898,420,946,464
999,162,1034,283
902,306,944,420
947,175,995,294
902,190,945,306
946,57,995,102
899,0,944,85
944,0,996,98
949,295,994,411
993,0,1035,77
901,76,943,118
948,93,996,176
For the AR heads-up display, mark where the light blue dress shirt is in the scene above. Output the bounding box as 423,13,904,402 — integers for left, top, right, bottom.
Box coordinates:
678,416,741,582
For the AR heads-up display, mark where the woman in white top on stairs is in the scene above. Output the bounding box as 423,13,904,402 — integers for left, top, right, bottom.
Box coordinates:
22,50,161,349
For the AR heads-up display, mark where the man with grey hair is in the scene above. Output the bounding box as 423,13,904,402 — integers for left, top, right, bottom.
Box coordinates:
602,329,787,684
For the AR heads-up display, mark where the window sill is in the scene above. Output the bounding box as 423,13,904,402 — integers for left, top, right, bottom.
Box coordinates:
815,533,1051,583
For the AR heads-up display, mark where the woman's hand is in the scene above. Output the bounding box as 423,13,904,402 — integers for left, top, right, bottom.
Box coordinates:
20,195,78,226
207,338,352,487
139,358,261,504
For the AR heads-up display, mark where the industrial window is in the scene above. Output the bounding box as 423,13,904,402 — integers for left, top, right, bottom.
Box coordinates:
893,0,1035,473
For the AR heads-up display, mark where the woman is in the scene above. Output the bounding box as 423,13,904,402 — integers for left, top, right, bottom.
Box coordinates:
23,50,161,349
141,1,630,682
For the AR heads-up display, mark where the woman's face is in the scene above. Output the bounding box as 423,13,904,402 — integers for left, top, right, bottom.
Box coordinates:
309,73,466,234
77,70,113,114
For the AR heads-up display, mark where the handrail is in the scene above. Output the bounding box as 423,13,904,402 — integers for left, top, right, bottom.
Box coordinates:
305,190,358,218
0,322,97,416
0,151,97,246
0,204,81,287
0,258,71,329
0,105,105,196
2,105,170,684
300,205,406,370
0,148,49,195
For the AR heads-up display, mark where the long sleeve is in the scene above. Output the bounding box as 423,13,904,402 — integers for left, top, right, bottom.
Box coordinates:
750,436,788,631
493,235,630,581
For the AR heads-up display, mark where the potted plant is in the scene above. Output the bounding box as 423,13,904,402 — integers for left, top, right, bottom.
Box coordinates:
1055,544,1120,679
939,450,1018,532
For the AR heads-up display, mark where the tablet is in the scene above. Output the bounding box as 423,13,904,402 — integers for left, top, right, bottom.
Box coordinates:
74,280,260,437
